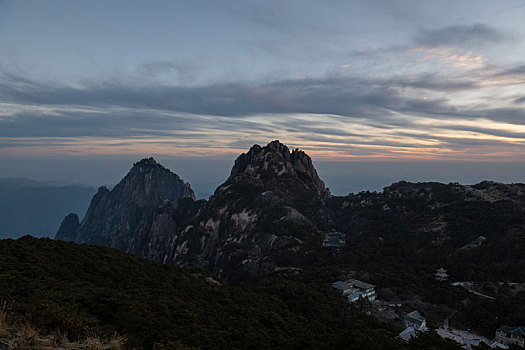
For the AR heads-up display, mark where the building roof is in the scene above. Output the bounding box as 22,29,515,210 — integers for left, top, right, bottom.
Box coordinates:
437,328,464,344
406,310,424,320
498,325,525,336
398,327,416,342
347,291,365,300
405,311,425,326
332,281,352,291
324,235,343,246
473,235,487,244
490,341,509,349
460,236,488,250
353,280,375,290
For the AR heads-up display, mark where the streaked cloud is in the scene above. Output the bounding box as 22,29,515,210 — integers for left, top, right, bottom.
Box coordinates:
514,96,525,104
1,1,525,165
1,49,525,162
414,24,509,48
495,64,525,77
411,47,486,69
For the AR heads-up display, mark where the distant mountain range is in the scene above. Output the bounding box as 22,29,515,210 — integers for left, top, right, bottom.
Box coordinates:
55,141,525,283
0,178,95,238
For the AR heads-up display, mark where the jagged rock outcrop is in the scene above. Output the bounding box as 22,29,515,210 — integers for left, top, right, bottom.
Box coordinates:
55,213,80,241
55,142,525,282
229,140,330,199
56,143,336,279
56,157,198,259
167,140,333,279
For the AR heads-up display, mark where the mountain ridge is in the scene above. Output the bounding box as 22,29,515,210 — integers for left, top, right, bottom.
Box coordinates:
56,141,525,281
55,156,196,259
167,140,334,278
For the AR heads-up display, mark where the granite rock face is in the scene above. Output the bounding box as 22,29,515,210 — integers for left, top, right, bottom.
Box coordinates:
56,142,334,279
166,140,333,279
55,142,525,281
229,140,330,199
56,157,197,260
55,213,80,241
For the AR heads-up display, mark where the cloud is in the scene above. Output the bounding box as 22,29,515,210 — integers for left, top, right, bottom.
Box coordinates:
1,61,525,160
0,65,479,121
0,108,196,138
411,47,487,69
495,64,525,77
414,24,509,48
0,64,523,130
3,60,525,128
514,96,525,104
138,61,202,83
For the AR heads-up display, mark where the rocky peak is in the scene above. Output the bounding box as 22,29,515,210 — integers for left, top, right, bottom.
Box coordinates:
55,144,335,280
170,141,334,279
116,157,195,203
130,157,168,175
134,157,159,168
55,213,80,241
229,140,329,198
56,158,196,248
104,156,196,209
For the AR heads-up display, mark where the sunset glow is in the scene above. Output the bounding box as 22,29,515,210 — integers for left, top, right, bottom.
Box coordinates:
1,0,525,190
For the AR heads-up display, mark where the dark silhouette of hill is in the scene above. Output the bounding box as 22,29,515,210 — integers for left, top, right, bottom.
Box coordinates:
0,236,429,350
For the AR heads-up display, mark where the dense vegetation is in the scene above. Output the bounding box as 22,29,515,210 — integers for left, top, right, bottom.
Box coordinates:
322,186,525,336
2,179,524,348
329,186,525,282
0,236,461,350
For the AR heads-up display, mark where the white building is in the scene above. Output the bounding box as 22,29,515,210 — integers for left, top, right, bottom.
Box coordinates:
404,310,427,330
434,267,449,281
496,326,525,348
331,279,377,303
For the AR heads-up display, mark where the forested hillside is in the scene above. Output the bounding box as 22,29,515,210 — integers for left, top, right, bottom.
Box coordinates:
0,236,461,349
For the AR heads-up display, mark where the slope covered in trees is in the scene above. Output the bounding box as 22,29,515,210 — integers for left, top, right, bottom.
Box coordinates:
0,236,459,349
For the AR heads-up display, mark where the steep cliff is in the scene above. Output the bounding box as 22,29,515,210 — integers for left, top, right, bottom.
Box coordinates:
56,157,197,259
166,140,333,279
55,143,525,282
56,142,335,279
55,213,80,241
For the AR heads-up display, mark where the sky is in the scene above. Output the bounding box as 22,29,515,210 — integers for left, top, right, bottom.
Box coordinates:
1,0,525,196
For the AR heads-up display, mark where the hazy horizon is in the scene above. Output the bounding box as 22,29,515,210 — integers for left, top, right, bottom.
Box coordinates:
1,1,525,190
1,153,524,199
